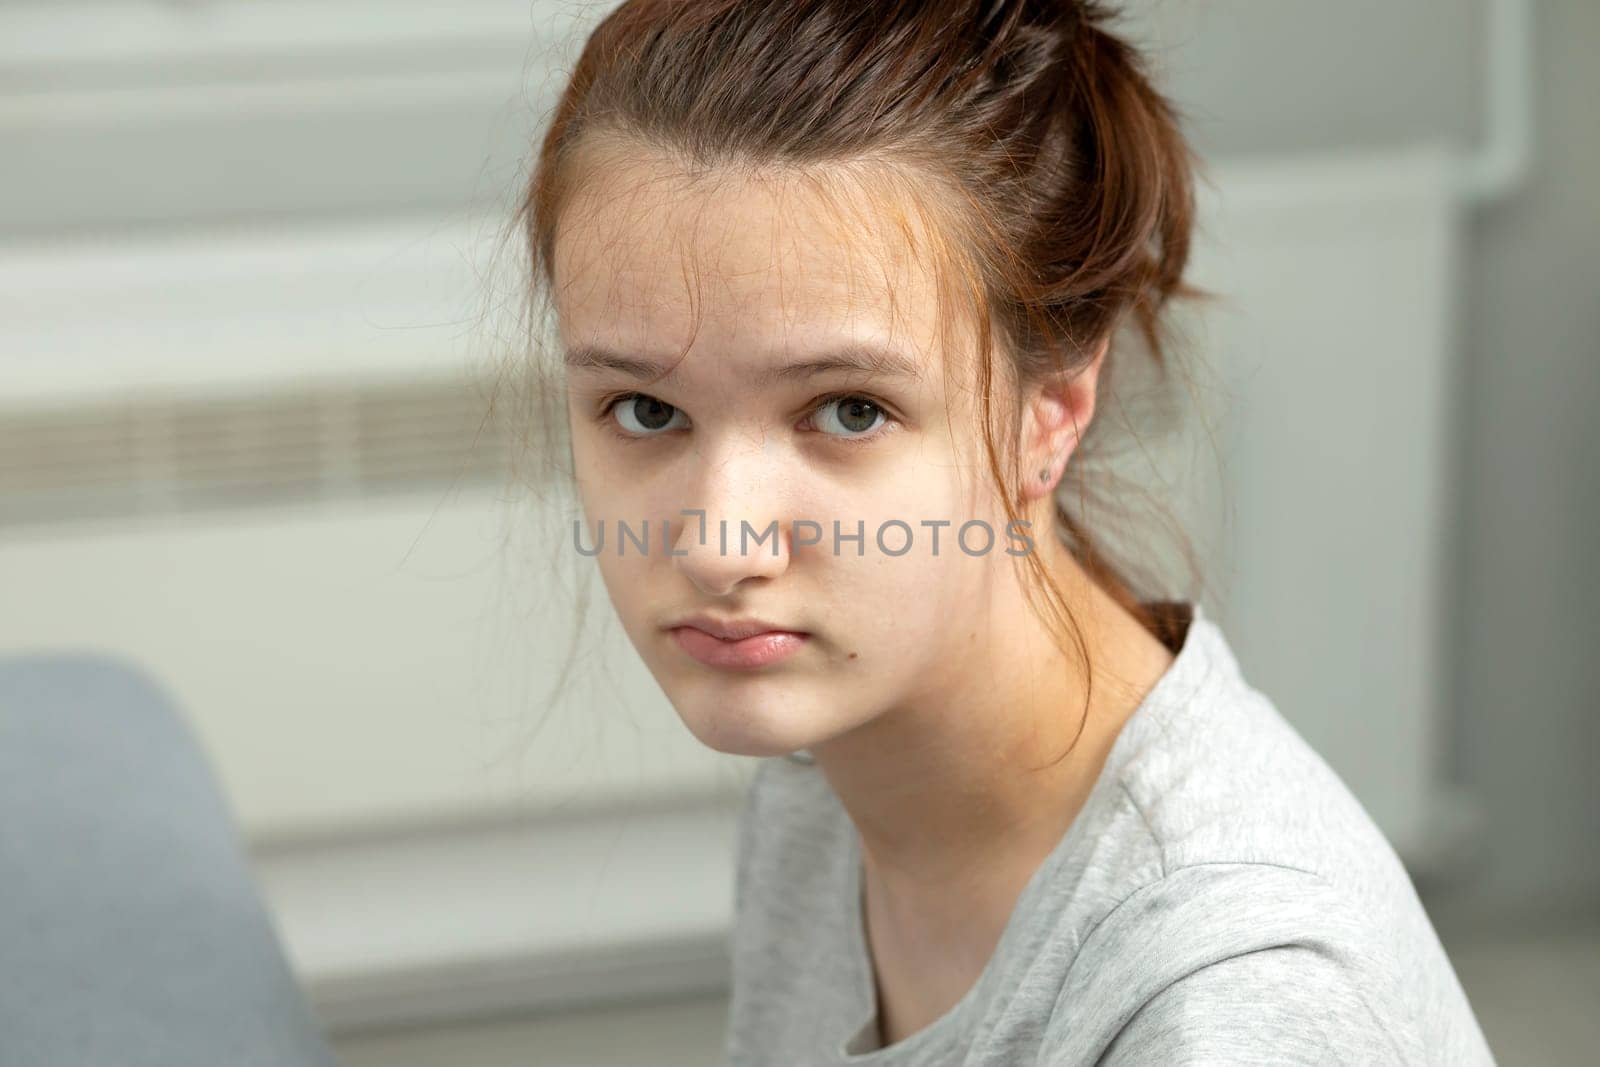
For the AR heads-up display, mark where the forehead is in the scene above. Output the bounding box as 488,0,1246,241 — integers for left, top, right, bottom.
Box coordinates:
550,140,958,378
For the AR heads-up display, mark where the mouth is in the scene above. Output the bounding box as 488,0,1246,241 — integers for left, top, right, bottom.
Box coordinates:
667,617,811,670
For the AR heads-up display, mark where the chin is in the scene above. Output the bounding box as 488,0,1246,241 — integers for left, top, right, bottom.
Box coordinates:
668,689,834,758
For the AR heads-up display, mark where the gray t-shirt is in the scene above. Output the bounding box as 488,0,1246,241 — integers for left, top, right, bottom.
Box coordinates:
722,601,1493,1065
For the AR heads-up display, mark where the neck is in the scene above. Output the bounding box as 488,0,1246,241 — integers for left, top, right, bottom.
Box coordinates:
813,534,1170,882
808,534,1176,1037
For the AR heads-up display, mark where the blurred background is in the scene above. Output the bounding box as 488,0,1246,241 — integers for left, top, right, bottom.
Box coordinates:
0,0,1595,1064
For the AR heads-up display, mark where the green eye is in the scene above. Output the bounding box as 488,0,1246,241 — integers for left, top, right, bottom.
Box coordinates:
611,394,687,435
813,395,886,438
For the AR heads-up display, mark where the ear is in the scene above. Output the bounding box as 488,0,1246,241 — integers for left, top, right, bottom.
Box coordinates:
1019,337,1108,502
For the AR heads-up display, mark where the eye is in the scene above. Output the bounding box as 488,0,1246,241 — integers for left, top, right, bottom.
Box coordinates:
809,394,890,440
607,393,689,437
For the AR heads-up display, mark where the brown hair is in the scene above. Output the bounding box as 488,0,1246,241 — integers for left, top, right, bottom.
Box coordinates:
496,0,1217,763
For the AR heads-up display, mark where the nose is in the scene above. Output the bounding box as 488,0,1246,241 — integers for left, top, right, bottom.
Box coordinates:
670,435,794,598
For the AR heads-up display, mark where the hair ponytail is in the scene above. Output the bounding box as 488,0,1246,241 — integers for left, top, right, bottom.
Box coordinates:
1057,3,1202,362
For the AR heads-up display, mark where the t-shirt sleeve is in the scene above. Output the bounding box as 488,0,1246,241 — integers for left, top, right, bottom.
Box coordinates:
1043,863,1432,1066
1095,945,1412,1065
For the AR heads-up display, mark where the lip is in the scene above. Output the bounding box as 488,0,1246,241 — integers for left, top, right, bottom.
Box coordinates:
668,614,803,641
667,614,811,669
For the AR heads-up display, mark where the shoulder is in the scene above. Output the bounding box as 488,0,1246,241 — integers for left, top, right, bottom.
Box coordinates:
1048,862,1490,1065
1069,861,1402,991
1096,938,1417,1065
1112,617,1420,912
1037,615,1493,1064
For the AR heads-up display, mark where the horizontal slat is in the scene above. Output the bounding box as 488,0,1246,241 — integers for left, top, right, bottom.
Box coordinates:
0,376,518,527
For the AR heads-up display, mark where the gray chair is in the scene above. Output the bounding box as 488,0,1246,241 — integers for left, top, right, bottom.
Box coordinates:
0,652,337,1066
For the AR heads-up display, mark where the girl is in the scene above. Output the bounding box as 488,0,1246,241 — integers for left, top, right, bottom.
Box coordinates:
516,1,1493,1062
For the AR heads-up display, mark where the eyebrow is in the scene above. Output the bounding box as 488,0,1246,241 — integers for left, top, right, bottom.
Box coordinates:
562,341,926,387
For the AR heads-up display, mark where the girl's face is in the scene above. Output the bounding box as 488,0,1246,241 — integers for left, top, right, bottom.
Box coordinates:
552,146,1037,757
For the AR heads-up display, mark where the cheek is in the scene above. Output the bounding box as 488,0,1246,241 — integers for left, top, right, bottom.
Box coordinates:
822,461,973,555
567,440,658,617
828,525,994,642
569,439,664,535
587,540,665,663
567,418,605,511
569,428,687,517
